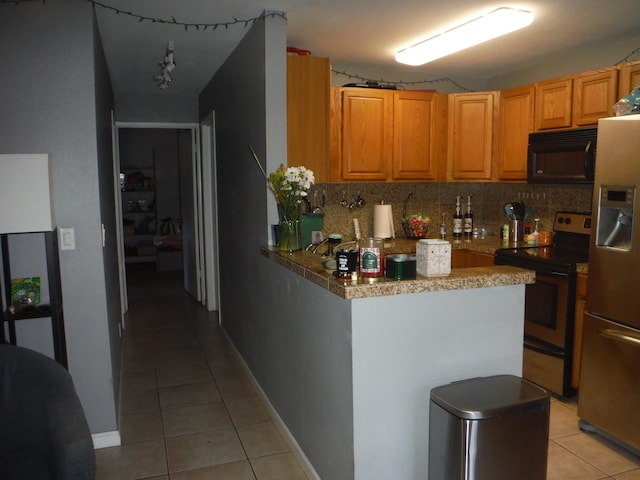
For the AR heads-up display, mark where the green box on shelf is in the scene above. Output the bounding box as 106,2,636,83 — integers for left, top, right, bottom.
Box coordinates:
11,276,41,309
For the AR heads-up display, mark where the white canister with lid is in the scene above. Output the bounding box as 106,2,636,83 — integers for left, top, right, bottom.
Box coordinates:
416,239,451,276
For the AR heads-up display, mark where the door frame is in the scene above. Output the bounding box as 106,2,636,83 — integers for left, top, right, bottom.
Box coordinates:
112,121,216,316
199,112,220,312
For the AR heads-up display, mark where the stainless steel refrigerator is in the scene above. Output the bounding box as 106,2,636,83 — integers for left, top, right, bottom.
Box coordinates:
578,115,640,454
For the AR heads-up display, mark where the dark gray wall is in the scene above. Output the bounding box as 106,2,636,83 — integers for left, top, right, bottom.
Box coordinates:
115,93,198,123
0,1,120,433
198,15,355,480
198,16,274,347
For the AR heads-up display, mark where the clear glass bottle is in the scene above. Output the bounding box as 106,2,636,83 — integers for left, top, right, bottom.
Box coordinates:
359,237,384,278
464,196,473,237
453,196,463,238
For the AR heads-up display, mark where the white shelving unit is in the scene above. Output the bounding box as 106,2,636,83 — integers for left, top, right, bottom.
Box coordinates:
121,164,157,265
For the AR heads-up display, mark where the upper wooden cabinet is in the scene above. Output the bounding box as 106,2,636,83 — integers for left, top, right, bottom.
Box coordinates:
496,84,535,181
447,92,497,181
618,59,640,98
340,88,393,181
337,87,446,181
535,77,573,130
287,55,331,182
572,67,618,126
535,68,618,131
392,91,447,181
319,61,631,184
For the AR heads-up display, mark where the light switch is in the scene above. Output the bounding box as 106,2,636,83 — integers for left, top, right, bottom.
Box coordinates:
59,227,75,250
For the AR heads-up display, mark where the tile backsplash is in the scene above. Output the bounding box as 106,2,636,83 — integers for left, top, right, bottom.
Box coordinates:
308,182,593,241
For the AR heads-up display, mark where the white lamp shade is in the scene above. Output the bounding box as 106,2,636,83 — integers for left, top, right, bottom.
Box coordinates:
0,154,56,234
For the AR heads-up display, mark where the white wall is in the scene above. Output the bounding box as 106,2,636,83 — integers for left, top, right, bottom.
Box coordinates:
487,35,640,91
351,287,524,480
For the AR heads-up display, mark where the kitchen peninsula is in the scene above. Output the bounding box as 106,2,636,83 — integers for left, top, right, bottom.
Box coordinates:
250,239,535,480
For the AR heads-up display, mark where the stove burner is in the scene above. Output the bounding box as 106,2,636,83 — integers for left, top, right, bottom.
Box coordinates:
495,212,591,274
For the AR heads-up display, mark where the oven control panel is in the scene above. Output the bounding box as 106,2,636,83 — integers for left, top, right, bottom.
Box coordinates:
553,212,592,235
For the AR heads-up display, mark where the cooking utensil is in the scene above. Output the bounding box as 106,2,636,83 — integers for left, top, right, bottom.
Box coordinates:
311,191,323,213
505,201,526,220
512,201,526,219
504,203,515,220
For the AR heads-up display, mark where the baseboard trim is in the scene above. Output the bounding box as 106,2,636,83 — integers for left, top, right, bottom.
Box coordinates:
92,430,122,449
223,331,321,480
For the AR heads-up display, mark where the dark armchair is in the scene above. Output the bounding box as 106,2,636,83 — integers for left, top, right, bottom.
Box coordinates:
0,344,96,479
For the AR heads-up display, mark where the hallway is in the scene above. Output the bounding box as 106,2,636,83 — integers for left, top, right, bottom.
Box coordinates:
95,267,309,479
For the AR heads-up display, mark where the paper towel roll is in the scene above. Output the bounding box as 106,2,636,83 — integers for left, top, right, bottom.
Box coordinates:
373,204,395,239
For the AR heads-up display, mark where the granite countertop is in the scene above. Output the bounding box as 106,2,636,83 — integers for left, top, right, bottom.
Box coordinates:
261,235,536,300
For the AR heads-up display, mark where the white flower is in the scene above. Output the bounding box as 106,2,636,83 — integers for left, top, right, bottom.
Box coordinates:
267,164,315,220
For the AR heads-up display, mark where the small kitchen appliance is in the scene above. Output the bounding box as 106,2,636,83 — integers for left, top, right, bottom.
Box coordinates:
494,211,592,397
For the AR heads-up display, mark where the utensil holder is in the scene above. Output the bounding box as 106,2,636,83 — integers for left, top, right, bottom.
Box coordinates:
509,219,524,243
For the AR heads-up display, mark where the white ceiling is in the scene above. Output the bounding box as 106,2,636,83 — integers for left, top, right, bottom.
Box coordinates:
94,0,640,96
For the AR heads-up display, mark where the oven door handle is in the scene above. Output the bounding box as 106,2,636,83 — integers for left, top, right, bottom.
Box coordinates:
599,328,640,348
524,336,565,358
545,270,570,279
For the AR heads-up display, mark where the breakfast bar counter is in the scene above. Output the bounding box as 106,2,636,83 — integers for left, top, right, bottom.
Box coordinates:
261,243,534,299
250,239,534,480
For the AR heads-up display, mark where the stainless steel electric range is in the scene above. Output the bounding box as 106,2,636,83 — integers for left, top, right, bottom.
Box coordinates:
494,211,592,397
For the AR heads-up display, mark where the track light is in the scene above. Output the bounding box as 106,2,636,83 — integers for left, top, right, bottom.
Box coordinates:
396,7,534,66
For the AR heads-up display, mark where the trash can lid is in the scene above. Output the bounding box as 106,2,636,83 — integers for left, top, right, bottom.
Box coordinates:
430,375,549,420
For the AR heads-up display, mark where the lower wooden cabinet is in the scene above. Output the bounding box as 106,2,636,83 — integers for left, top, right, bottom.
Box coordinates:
451,250,495,268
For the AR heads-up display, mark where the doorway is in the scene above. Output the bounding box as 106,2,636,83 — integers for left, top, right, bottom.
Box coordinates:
113,122,218,320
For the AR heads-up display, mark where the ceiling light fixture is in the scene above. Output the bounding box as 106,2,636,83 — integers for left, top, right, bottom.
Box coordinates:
395,7,534,66
154,41,176,90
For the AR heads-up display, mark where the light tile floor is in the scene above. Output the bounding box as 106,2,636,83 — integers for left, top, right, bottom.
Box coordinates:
96,268,640,480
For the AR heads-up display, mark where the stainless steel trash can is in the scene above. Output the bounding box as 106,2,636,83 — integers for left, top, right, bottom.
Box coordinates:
429,375,550,480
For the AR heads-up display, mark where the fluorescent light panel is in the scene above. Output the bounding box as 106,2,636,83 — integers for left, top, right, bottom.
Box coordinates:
396,7,534,66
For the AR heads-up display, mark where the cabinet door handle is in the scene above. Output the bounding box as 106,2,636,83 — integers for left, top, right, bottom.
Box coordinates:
599,328,640,348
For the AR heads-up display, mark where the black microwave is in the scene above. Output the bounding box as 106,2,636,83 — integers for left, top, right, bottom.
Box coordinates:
527,127,597,183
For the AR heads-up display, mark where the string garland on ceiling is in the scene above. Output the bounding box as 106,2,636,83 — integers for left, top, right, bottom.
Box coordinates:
617,45,640,65
86,0,287,31
4,0,638,90
332,69,474,92
0,0,287,30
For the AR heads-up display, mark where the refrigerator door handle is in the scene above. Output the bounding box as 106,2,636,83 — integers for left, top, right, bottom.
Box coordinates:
599,328,640,348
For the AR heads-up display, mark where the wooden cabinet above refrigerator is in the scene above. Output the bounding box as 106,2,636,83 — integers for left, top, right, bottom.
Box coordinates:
534,67,618,131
